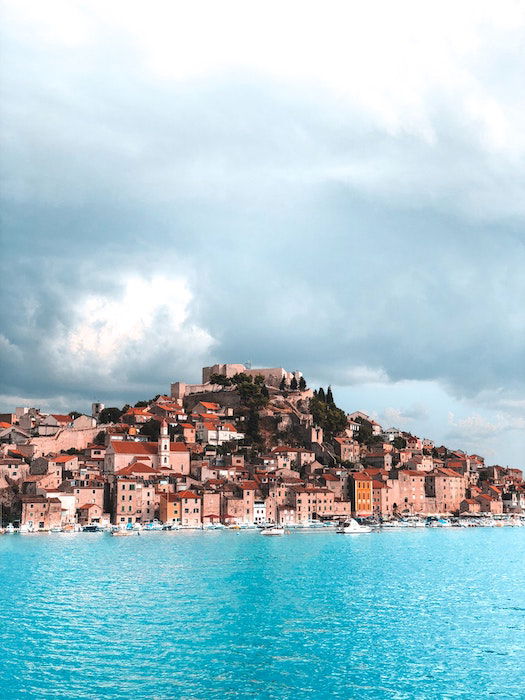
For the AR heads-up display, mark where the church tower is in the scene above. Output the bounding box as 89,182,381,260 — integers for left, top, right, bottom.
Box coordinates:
158,419,170,468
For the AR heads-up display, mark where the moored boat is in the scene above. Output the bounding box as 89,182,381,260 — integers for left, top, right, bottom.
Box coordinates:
336,518,372,534
260,526,286,536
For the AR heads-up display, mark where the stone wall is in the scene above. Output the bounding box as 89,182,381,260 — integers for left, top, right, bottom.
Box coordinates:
24,427,102,459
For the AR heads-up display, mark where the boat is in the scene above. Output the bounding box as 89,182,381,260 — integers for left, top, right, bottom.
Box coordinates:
336,518,372,534
110,529,138,537
260,526,286,536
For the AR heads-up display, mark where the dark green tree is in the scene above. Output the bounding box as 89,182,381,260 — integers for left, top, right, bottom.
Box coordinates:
279,377,287,391
309,392,347,437
94,431,106,445
98,407,123,424
299,376,306,391
68,411,82,419
134,400,149,408
139,418,161,441
392,436,407,450
318,387,326,401
290,376,298,390
354,417,373,445
326,386,334,405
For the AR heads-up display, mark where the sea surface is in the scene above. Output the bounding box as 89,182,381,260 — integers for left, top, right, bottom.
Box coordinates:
1,529,524,700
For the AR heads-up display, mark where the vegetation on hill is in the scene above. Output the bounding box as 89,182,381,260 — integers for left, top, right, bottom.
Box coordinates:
98,407,124,424
310,387,347,437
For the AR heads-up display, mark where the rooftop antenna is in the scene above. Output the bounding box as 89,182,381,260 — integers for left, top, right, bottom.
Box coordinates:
244,360,252,369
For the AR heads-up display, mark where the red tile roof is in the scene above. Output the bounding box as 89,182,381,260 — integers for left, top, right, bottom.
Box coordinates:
115,463,158,476
110,442,188,454
176,490,200,499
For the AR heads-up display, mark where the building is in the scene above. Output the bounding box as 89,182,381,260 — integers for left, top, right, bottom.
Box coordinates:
349,473,373,516
20,496,62,531
103,426,190,475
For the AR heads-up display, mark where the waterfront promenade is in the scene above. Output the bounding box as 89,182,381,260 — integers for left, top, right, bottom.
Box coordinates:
1,529,524,699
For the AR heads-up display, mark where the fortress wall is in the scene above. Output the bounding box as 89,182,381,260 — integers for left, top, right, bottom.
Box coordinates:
27,427,102,458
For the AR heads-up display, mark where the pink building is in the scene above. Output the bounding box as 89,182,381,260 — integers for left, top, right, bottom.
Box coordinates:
113,478,156,525
177,491,202,526
20,496,62,530
396,470,427,514
77,503,104,526
104,434,190,475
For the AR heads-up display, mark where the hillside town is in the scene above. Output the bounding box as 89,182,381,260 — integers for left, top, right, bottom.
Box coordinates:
1,363,523,532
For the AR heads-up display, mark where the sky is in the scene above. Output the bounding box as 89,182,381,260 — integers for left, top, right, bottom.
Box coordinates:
0,0,524,466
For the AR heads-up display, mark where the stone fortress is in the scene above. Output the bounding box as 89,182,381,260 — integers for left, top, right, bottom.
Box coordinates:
171,364,303,401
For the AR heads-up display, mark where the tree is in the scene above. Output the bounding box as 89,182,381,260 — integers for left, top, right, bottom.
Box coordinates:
309,391,347,437
279,377,287,391
245,409,262,444
94,431,106,445
326,386,334,405
392,436,407,450
354,418,373,445
299,376,306,391
98,407,123,424
139,418,161,441
68,411,82,419
134,400,149,408
209,373,232,386
290,376,298,390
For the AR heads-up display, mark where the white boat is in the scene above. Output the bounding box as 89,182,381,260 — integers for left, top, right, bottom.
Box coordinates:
260,526,286,536
337,518,372,534
403,517,426,528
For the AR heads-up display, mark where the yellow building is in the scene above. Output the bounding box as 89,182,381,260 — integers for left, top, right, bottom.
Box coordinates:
349,473,373,516
159,493,181,525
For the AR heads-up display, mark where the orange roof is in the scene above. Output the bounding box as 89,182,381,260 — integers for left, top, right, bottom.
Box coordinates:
0,421,12,429
111,442,188,454
198,402,220,409
436,468,463,478
195,413,220,421
51,455,77,463
115,463,158,476
241,480,258,490
176,490,200,499
78,503,100,509
372,480,388,489
51,414,71,423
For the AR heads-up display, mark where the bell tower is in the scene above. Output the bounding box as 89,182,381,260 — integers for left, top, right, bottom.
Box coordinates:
158,419,170,468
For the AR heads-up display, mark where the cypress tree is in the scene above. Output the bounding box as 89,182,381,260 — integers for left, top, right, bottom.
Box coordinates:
326,386,334,405
299,376,306,390
318,387,326,402
290,376,298,390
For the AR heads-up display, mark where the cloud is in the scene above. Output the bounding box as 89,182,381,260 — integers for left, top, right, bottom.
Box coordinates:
0,1,524,464
381,405,429,426
449,412,525,436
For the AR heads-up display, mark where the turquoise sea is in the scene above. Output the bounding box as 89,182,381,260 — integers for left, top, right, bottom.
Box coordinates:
1,529,524,699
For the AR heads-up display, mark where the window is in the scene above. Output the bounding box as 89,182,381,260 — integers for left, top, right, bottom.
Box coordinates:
129,484,135,491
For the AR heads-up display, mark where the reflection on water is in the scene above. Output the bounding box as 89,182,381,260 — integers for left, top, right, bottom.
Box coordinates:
1,529,524,699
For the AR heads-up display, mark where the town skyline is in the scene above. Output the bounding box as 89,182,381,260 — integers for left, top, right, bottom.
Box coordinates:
1,2,524,468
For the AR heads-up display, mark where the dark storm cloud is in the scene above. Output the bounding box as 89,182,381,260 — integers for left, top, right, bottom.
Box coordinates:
1,3,524,420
